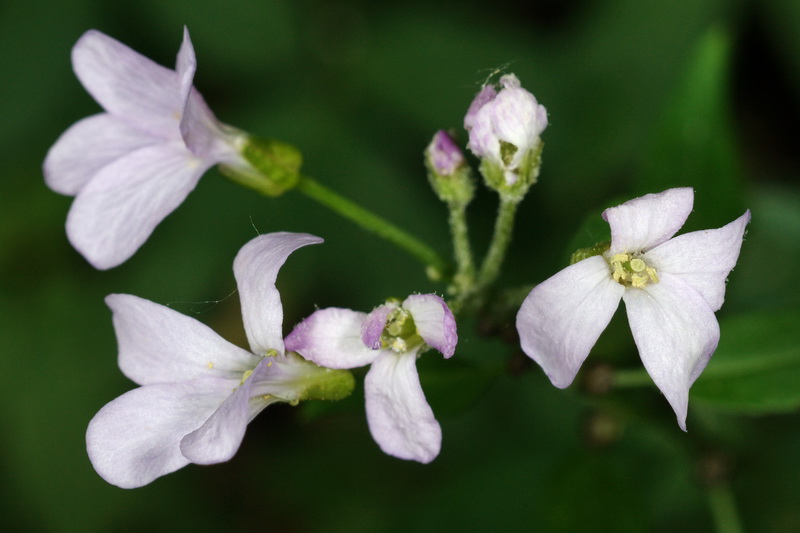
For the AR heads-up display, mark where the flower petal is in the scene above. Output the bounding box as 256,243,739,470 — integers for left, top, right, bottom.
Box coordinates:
174,27,229,160
233,233,323,355
623,273,720,431
65,142,210,269
603,188,694,253
516,256,625,388
175,27,196,111
72,30,182,138
285,308,377,369
364,351,441,463
179,358,275,464
402,294,457,358
645,210,751,311
107,294,261,385
86,379,234,488
43,114,157,195
361,303,395,349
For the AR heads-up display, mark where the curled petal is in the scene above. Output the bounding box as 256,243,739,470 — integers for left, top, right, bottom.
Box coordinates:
285,308,377,369
623,273,720,431
86,379,234,488
362,303,395,349
603,188,694,253
72,30,182,137
65,142,210,269
364,352,441,463
645,210,751,311
107,294,261,385
180,358,275,464
402,294,457,358
233,233,323,356
43,114,156,195
175,26,196,112
516,256,624,388
175,27,231,160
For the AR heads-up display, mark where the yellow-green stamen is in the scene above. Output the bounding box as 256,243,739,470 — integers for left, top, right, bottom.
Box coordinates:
607,252,659,288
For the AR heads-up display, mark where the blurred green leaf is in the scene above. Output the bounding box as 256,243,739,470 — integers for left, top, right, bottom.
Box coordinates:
692,310,800,413
639,26,745,230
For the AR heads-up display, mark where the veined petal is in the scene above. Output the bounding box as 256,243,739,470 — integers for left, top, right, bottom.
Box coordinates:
364,351,441,463
65,142,210,269
516,256,624,388
180,358,275,464
623,273,720,431
72,30,182,138
645,210,751,311
86,379,234,489
44,114,157,195
402,294,457,358
362,303,395,349
233,233,323,356
603,188,694,253
285,308,377,369
107,294,261,385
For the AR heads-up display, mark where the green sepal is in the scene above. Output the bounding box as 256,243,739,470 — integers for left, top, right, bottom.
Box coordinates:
220,136,302,197
570,241,610,264
479,141,543,202
296,365,355,402
424,159,475,208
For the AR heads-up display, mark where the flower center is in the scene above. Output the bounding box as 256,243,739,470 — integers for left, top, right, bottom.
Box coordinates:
607,252,659,288
381,307,423,353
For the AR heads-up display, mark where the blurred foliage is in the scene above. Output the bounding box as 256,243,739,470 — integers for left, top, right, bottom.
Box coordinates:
2,0,800,531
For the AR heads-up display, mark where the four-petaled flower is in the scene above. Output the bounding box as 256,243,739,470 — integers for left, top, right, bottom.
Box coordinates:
87,233,354,488
285,294,457,463
44,28,253,269
516,188,750,429
464,74,548,187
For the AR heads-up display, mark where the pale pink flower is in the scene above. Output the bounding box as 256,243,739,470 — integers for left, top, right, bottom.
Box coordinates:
516,188,750,429
286,295,457,463
44,28,251,269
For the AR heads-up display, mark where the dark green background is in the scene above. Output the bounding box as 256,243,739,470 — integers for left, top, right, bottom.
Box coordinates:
2,0,799,531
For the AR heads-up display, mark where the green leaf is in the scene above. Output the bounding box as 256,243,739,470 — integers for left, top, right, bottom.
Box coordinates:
691,310,800,414
639,26,745,231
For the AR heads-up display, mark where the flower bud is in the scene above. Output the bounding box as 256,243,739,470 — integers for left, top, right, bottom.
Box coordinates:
424,130,475,207
464,74,547,199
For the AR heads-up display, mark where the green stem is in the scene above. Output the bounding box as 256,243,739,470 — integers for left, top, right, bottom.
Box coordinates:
706,483,744,533
295,175,451,279
477,196,520,290
448,203,475,290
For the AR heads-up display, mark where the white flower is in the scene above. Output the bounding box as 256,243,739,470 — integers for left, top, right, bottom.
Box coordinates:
44,28,251,269
516,188,750,429
285,294,457,463
86,233,353,488
464,74,547,186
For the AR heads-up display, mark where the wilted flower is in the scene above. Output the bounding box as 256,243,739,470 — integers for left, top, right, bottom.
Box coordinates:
516,188,750,429
44,28,254,269
286,294,457,463
86,233,354,488
464,74,547,190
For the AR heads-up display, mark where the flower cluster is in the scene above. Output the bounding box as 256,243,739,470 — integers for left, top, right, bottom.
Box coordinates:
45,27,750,489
